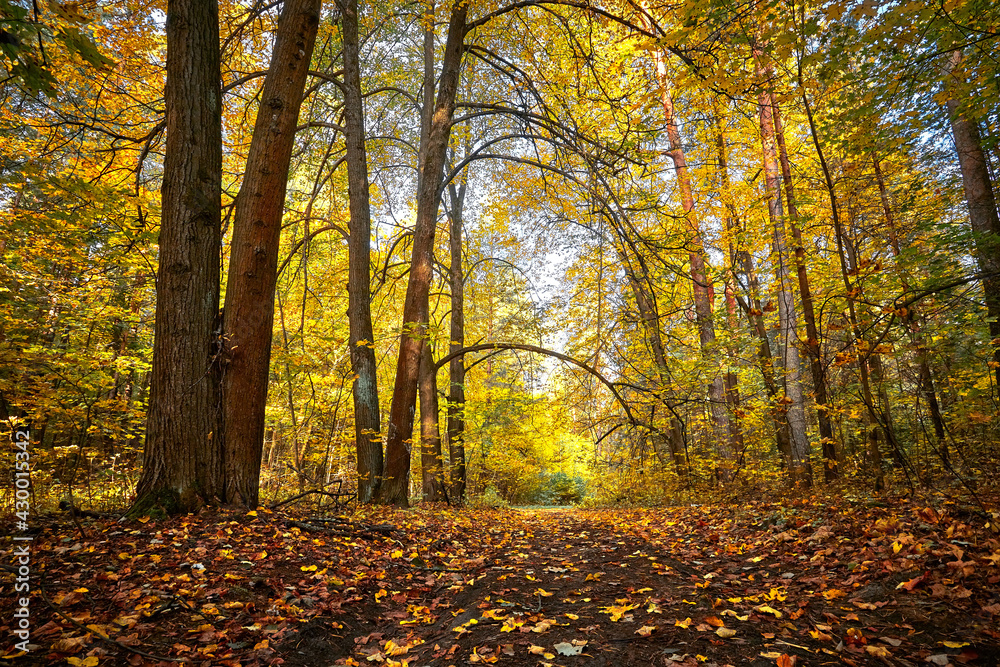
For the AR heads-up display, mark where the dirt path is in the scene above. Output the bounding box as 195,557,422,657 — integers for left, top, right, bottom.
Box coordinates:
278,505,1000,667
23,501,1000,665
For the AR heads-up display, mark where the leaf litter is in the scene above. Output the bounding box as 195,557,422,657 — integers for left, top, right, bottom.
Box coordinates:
6,495,1000,665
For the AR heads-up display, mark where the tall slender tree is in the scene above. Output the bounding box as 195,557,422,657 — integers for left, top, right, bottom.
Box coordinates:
446,174,469,501
945,51,1000,391
755,55,811,487
377,0,468,506
770,95,837,480
339,0,384,503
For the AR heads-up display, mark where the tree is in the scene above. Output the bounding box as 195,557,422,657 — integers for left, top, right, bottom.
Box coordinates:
377,0,468,506
446,169,469,501
338,0,384,503
221,0,321,507
755,53,811,487
944,51,1000,392
132,0,224,514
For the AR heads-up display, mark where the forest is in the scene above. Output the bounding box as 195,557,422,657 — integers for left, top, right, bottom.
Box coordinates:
2,0,1000,663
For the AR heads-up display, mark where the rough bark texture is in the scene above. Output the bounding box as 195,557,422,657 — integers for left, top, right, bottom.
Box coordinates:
946,51,1000,391
446,179,467,502
756,64,812,487
221,0,320,508
340,0,383,503
132,0,223,515
419,343,446,501
377,2,468,506
771,97,837,481
653,58,732,466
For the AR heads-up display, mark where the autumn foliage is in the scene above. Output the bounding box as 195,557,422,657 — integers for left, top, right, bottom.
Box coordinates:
5,496,1000,665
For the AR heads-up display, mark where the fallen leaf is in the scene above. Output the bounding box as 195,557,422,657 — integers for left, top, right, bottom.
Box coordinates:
554,642,584,656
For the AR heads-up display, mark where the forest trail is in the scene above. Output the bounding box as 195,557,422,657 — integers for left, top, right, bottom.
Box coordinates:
23,499,1000,666
278,502,999,667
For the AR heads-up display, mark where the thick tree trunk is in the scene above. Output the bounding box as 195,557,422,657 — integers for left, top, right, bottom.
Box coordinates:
377,2,467,506
446,178,467,502
653,60,732,468
756,70,812,487
340,0,383,503
945,51,1000,391
771,97,837,480
419,342,446,501
220,0,320,507
132,0,223,515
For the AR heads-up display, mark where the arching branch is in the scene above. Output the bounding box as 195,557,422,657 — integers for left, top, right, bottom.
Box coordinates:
433,342,637,424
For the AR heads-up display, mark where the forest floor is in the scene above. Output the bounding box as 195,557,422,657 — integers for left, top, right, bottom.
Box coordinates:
6,493,1000,666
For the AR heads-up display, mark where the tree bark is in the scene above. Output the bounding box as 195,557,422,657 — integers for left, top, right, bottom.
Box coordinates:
377,1,468,506
714,115,790,464
945,51,1000,391
419,342,446,501
446,176,468,502
133,0,223,514
756,57,811,487
771,96,837,480
220,0,320,507
653,58,732,468
339,0,384,503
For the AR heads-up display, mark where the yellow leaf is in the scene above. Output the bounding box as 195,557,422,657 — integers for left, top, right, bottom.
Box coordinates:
675,617,692,629
942,641,970,648
67,658,99,667
755,605,783,618
716,627,737,638
635,625,656,637
253,640,269,650
535,588,554,597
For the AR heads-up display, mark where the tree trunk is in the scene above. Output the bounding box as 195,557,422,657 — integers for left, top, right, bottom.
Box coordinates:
446,176,468,502
714,115,790,465
873,156,948,461
771,96,837,480
945,51,1000,391
132,0,223,515
625,262,687,473
377,1,467,506
801,86,897,488
419,342,446,501
653,59,732,468
220,0,320,508
755,64,812,487
339,0,383,503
